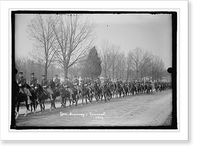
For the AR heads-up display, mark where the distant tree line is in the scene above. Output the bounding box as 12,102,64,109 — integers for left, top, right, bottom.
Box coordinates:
98,40,169,82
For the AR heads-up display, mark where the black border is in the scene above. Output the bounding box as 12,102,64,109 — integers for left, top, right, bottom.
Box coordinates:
11,10,177,130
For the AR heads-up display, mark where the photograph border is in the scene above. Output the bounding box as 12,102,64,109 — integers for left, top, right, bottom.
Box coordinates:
11,10,177,130
0,0,191,142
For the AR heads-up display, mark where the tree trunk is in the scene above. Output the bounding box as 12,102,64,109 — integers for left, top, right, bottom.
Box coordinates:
112,65,115,80
64,56,70,79
64,63,68,79
45,62,48,79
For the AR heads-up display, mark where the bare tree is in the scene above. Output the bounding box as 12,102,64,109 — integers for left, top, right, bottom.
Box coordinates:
151,56,166,81
139,51,153,79
127,47,145,80
99,40,113,77
110,44,120,80
52,14,96,78
27,14,58,79
115,52,126,80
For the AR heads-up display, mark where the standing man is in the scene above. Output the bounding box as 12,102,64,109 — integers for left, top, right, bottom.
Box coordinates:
30,73,37,88
17,71,32,103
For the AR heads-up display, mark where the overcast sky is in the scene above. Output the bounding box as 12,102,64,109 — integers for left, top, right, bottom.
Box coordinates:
15,13,172,68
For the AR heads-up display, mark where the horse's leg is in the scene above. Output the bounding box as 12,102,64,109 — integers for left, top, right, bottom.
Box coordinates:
49,99,52,111
38,100,42,113
33,99,36,114
61,97,64,107
24,99,30,117
53,96,56,109
81,95,84,106
15,100,20,119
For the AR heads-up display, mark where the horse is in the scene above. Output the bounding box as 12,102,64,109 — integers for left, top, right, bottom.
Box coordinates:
87,84,94,102
93,83,103,102
123,83,129,96
102,83,112,102
26,84,38,113
80,84,91,105
147,83,153,94
70,87,79,107
58,85,71,108
15,88,30,119
116,83,124,98
49,80,61,109
109,82,116,98
15,84,34,119
35,84,50,113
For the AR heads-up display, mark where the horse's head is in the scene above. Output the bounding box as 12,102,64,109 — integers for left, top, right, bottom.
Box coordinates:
35,84,42,92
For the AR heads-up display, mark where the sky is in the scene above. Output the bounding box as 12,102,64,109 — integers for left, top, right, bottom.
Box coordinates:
15,13,172,68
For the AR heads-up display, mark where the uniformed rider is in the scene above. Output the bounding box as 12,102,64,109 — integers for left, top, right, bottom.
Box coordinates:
30,73,37,88
63,77,74,99
73,76,79,86
41,75,53,100
54,75,60,87
17,71,32,103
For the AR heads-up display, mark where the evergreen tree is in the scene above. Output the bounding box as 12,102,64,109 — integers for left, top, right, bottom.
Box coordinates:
82,46,102,79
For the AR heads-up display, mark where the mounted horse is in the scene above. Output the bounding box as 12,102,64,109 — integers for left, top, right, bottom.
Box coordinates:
62,85,78,107
15,84,36,119
116,82,124,98
102,83,112,101
26,84,38,113
93,82,103,102
122,83,129,96
80,83,91,105
49,80,60,109
35,84,49,113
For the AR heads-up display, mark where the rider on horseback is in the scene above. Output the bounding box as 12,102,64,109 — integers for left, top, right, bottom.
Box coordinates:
96,77,101,87
54,75,60,88
41,75,53,100
73,76,79,86
63,77,74,99
17,71,32,104
30,73,37,89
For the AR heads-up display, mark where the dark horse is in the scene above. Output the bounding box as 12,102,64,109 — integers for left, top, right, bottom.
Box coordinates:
49,80,61,109
15,87,29,119
80,84,91,105
116,83,124,98
35,84,50,113
59,85,78,107
26,84,38,113
93,83,103,102
15,84,36,119
102,83,112,101
58,85,70,108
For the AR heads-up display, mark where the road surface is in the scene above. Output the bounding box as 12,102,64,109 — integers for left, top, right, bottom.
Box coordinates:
15,90,172,127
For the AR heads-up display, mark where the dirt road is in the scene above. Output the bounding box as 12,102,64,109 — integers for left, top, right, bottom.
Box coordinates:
16,90,172,127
